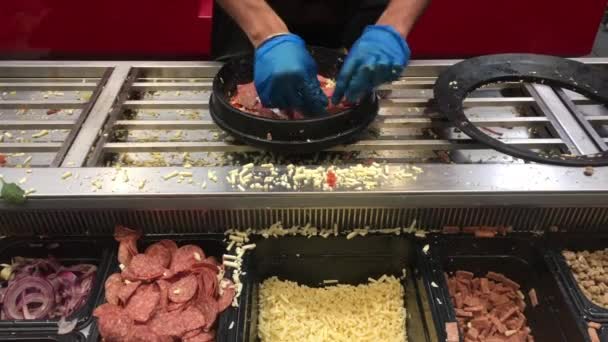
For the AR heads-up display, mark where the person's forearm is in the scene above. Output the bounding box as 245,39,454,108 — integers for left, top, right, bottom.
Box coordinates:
376,0,430,38
216,0,288,47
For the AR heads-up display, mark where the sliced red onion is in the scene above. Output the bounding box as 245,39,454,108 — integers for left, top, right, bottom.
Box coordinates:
3,276,54,319
0,258,96,321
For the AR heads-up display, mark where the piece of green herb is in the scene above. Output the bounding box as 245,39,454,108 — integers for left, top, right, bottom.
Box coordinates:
0,180,26,205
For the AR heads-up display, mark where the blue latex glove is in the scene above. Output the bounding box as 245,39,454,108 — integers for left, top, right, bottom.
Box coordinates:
332,25,410,104
254,34,328,114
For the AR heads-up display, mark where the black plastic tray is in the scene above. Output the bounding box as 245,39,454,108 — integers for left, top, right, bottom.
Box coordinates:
0,332,85,341
544,234,608,323
230,235,435,342
0,237,113,334
87,234,240,342
420,235,587,342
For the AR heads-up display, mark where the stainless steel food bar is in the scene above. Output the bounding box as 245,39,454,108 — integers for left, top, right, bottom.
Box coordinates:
0,66,110,166
0,58,605,212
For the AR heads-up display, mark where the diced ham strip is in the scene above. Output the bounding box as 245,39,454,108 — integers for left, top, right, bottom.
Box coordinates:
447,270,533,341
588,321,602,329
588,327,600,342
446,322,459,342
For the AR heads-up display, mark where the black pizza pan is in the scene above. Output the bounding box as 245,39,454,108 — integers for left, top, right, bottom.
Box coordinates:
209,47,379,154
434,54,608,166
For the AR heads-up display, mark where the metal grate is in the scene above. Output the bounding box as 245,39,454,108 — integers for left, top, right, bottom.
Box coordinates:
1,207,607,236
0,66,110,167
80,63,606,168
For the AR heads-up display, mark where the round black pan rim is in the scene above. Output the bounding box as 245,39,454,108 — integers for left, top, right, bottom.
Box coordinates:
212,85,355,125
210,94,378,152
209,46,379,152
434,53,608,166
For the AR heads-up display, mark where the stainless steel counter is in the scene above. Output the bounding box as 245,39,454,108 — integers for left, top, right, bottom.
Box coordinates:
0,58,607,213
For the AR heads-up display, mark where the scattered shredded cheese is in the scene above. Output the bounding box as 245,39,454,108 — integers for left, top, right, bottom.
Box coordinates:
32,130,49,139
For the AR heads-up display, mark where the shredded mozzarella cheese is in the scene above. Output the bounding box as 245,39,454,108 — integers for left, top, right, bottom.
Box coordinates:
258,276,407,342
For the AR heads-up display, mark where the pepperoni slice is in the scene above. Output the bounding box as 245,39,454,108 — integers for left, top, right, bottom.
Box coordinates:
158,240,178,255
198,269,218,299
148,306,205,338
126,324,162,342
195,296,218,331
170,245,205,274
104,273,123,305
167,300,189,312
124,254,166,281
94,304,133,341
183,328,202,339
184,329,216,342
217,285,236,312
114,225,142,242
169,275,198,303
192,260,220,275
180,306,207,335
204,256,220,267
156,279,170,312
118,240,138,266
118,280,142,304
145,243,172,268
125,284,160,322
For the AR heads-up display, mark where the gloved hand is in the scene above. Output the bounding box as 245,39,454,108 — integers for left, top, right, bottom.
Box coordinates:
254,33,328,114
332,25,410,104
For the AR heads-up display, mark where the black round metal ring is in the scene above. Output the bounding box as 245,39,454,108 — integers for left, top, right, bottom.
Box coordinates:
209,47,379,154
434,53,608,166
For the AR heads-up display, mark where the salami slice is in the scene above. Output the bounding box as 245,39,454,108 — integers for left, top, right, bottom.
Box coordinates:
170,245,205,274
125,284,160,322
149,308,204,338
195,296,218,331
204,256,220,267
184,329,216,342
217,285,236,312
126,324,162,342
94,304,133,341
168,274,198,303
198,269,218,299
192,260,220,275
114,225,142,242
180,305,207,334
145,243,172,268
118,240,138,266
183,328,202,339
118,280,142,304
104,273,123,305
167,300,189,312
156,279,170,312
124,254,166,281
158,239,178,255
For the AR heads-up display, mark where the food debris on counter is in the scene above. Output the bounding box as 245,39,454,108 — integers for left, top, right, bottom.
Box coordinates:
222,162,423,192
94,226,236,342
446,270,534,342
563,249,608,308
31,130,49,139
257,275,406,342
443,225,513,237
